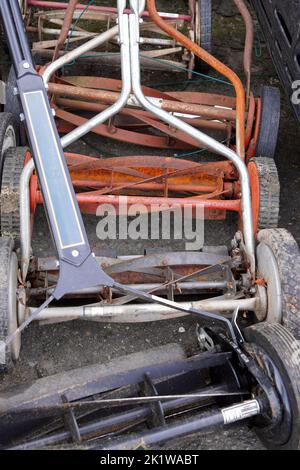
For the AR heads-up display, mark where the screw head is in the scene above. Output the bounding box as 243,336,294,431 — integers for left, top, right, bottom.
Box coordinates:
23,62,30,69
72,250,80,258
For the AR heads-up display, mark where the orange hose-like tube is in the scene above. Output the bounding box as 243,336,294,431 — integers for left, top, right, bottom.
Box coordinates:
146,0,246,159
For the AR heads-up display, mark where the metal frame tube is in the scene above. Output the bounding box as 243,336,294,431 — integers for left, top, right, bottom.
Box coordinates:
20,159,35,280
42,0,146,86
146,0,246,158
30,281,229,297
127,9,255,273
30,297,258,323
59,0,147,148
35,191,241,213
42,26,118,86
48,82,238,121
60,14,131,148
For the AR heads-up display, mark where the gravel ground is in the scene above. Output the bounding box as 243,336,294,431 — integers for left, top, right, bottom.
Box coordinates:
1,0,300,451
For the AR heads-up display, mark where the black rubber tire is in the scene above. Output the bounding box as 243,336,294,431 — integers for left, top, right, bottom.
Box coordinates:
0,147,28,247
244,323,300,450
0,237,18,373
251,0,300,125
257,228,300,338
4,67,27,146
0,112,19,183
254,157,280,229
255,86,281,159
4,67,22,119
194,0,212,72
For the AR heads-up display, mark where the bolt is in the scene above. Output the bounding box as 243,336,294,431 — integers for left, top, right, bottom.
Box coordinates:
23,62,30,69
72,250,80,258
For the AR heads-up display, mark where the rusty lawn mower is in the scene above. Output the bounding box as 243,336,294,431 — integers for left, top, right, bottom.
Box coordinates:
0,0,300,451
20,0,212,73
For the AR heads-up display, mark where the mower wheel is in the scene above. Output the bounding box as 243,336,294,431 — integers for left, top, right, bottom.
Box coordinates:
5,67,27,146
255,86,281,159
0,112,18,181
252,157,280,229
5,67,22,120
194,0,212,72
244,323,300,450
0,237,21,373
0,147,28,247
256,228,300,338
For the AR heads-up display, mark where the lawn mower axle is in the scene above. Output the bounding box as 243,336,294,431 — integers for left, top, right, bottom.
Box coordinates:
0,343,274,450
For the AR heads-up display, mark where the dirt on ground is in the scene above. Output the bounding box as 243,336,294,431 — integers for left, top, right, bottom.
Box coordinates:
1,0,300,451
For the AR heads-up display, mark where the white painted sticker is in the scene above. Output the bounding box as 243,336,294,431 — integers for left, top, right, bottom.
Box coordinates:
222,400,260,425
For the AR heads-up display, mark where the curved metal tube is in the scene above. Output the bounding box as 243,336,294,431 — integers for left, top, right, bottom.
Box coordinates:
20,159,35,280
61,13,131,148
146,0,246,159
43,25,118,86
233,0,254,104
42,0,145,85
52,0,79,61
128,11,255,273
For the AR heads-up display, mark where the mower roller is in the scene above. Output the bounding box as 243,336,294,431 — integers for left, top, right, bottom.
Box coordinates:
0,0,300,450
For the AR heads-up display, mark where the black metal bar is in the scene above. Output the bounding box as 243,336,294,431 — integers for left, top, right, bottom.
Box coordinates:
97,409,225,450
95,399,261,450
8,387,223,450
0,351,232,414
140,373,165,428
9,0,33,63
61,395,82,444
